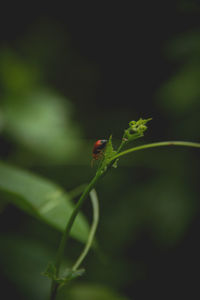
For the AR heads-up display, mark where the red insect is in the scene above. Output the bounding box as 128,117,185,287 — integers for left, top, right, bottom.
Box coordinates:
91,139,107,166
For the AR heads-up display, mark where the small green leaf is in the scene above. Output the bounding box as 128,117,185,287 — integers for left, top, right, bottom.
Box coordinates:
42,263,57,280
0,162,89,243
99,136,117,170
105,136,116,158
43,263,84,285
61,268,85,282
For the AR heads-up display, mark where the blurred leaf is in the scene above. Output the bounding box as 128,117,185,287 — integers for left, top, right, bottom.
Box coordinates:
142,177,195,246
101,152,196,249
0,161,89,242
157,63,200,115
157,31,200,116
0,50,39,94
165,31,200,61
0,234,52,300
58,283,129,300
2,90,82,162
0,49,83,163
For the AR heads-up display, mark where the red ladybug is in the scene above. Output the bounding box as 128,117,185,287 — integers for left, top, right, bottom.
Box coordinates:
91,139,107,166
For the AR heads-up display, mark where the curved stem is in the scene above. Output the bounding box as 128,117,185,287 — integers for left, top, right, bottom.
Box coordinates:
49,139,200,299
50,172,102,300
72,189,99,271
110,141,200,161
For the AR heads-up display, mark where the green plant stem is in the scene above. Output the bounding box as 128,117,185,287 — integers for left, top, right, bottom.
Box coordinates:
50,139,200,300
116,139,127,153
110,141,200,161
72,189,99,271
68,184,86,199
50,171,103,300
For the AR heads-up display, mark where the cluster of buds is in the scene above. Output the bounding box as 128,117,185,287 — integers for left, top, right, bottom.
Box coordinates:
123,118,152,142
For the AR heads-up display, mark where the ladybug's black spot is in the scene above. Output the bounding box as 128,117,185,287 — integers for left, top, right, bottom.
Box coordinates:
93,140,107,154
98,140,107,150
93,148,101,154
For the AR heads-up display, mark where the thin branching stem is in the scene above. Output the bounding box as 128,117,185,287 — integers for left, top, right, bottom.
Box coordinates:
49,139,200,300
72,189,99,271
110,141,200,161
50,172,103,300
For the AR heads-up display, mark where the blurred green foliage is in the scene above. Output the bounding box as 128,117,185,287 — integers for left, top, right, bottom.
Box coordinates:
58,283,129,300
157,31,200,115
0,162,89,242
0,234,52,300
0,2,200,299
0,51,83,164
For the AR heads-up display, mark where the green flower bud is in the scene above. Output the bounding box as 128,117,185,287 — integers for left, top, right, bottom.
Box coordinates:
123,118,152,142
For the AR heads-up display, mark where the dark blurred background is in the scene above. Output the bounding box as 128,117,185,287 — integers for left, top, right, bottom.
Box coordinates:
0,1,200,299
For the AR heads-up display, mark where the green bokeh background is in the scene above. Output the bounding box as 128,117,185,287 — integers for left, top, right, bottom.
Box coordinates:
0,1,200,299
